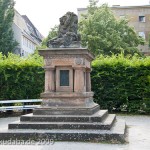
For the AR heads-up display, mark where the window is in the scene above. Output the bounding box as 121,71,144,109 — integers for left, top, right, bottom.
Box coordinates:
29,41,31,49
139,32,145,39
27,40,29,47
60,70,69,86
139,16,145,22
31,43,33,50
33,44,36,50
27,23,34,34
23,37,25,45
25,38,27,46
21,50,24,56
23,37,27,46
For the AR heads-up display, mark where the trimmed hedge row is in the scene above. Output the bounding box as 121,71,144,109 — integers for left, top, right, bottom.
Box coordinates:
0,53,150,114
91,55,150,114
0,53,44,100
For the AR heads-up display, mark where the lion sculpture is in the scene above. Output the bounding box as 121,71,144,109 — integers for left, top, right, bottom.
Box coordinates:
47,12,81,48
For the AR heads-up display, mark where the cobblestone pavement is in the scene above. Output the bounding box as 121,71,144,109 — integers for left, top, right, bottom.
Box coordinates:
0,115,150,150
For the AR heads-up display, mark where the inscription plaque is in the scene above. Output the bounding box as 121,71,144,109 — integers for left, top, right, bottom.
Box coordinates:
60,70,69,86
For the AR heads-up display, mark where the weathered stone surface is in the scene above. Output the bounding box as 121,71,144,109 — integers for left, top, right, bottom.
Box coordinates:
39,48,95,62
47,12,81,48
20,110,108,122
33,104,100,115
9,114,116,130
0,118,126,143
40,92,95,108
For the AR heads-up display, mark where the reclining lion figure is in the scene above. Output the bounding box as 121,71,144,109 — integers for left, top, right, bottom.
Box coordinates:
47,12,81,48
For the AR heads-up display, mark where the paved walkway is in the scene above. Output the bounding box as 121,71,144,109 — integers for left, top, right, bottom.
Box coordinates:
0,115,150,150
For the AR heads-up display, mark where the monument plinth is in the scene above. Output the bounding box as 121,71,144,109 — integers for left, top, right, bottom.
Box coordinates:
34,48,99,115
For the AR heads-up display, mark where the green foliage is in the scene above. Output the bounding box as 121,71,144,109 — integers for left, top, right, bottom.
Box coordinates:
0,53,44,100
91,54,150,114
0,52,149,114
41,25,58,47
88,0,99,14
79,3,145,56
0,0,18,55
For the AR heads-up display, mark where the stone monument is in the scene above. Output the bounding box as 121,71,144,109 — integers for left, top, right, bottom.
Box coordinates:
0,12,126,143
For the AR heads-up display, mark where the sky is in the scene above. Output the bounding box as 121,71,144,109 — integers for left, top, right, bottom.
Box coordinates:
14,0,150,37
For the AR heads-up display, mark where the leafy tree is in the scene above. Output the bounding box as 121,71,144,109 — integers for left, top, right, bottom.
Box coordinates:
0,0,18,55
79,2,145,56
41,25,58,47
88,0,99,14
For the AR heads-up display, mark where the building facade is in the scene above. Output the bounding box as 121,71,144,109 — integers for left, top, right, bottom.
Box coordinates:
78,5,150,55
13,10,44,56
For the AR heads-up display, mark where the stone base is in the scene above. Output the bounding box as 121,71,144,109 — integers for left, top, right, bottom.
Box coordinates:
21,110,108,122
33,104,100,115
9,112,115,130
0,119,126,143
0,108,127,143
37,92,99,115
0,91,127,143
40,92,95,107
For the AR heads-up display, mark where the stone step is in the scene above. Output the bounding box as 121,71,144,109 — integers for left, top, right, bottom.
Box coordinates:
33,104,100,115
0,119,126,143
8,114,116,130
20,110,108,122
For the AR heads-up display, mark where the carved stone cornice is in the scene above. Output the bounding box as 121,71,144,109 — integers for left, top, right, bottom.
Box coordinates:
39,48,95,62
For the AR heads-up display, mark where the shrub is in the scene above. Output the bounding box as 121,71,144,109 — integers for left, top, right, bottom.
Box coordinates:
91,54,150,114
0,53,150,114
0,53,44,100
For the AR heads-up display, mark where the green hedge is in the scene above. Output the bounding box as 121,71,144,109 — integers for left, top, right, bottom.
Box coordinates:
91,55,150,114
0,53,150,114
0,53,44,100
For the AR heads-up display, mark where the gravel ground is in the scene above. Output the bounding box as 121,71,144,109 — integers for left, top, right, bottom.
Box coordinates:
0,114,150,150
